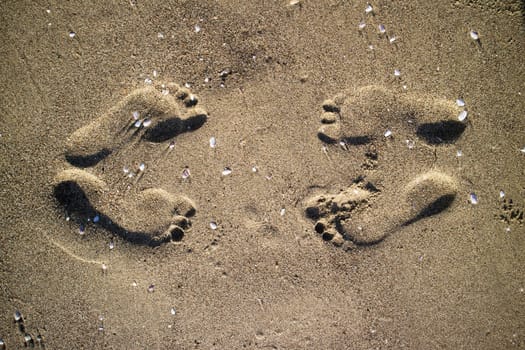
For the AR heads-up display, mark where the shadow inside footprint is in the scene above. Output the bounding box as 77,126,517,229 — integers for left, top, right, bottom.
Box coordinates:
54,181,188,246
143,112,208,143
65,149,112,168
416,120,466,145
402,193,456,227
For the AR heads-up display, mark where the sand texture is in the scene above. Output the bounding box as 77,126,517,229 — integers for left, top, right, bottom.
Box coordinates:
1,1,524,349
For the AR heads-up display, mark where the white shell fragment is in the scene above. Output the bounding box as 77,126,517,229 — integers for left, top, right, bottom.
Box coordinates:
170,307,177,315
456,98,465,107
181,167,191,180
456,150,463,157
222,167,232,176
209,137,217,148
194,24,201,33
144,78,153,85
280,208,286,216
470,30,479,41
132,111,140,120
394,69,401,77
139,163,146,172
14,310,23,322
101,263,107,272
169,141,175,150
499,190,505,198
123,166,130,174
109,240,115,250
469,193,478,205
521,146,525,153
378,24,386,34
79,224,85,235
384,129,392,138
358,21,366,30
148,284,155,293
389,36,397,44
93,215,100,223
458,110,468,122
251,165,258,173
365,3,373,14
134,120,142,128
68,31,76,38
210,221,218,230
142,118,152,127
405,139,415,149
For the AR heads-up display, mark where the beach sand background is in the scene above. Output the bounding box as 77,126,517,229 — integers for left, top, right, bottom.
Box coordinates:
1,0,524,348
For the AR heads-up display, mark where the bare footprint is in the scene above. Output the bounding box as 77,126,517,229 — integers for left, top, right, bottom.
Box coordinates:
65,83,207,167
305,85,465,248
54,169,196,246
54,83,207,246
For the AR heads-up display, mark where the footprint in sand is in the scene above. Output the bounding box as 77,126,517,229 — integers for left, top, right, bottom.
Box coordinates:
54,83,207,246
305,85,466,248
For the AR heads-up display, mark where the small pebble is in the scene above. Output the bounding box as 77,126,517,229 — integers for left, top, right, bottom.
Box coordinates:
79,224,85,235
251,165,258,173
184,82,191,88
101,263,107,273
93,215,100,223
194,24,201,33
123,166,130,174
405,139,415,149
520,146,525,153
470,30,479,41
170,307,177,315
209,137,217,148
169,141,175,150
157,32,165,40
210,221,218,230
0,338,5,349
469,193,478,205
23,334,32,345
109,240,115,250
222,167,232,176
280,208,286,216
456,98,465,107
384,129,392,138
132,281,138,287
505,227,511,233
142,118,152,127
456,150,463,157
458,110,468,122
499,190,505,199
148,284,155,293
139,163,146,172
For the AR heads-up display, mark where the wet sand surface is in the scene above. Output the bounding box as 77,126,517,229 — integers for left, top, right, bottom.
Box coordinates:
1,1,524,349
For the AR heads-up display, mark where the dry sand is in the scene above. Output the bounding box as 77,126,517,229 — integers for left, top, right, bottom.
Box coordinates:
1,0,524,349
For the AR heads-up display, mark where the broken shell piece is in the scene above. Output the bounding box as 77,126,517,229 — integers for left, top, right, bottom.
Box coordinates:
134,119,142,128
378,24,386,34
132,111,140,120
469,193,478,204
181,167,191,180
14,310,23,322
394,69,401,77
470,30,479,41
365,3,373,13
222,167,232,176
170,307,177,315
458,110,468,122
148,284,155,293
280,208,286,216
93,215,100,223
456,98,465,107
499,190,505,198
389,36,397,44
405,139,415,149
209,137,217,148
210,221,218,230
142,118,152,127
169,141,175,150
358,21,366,30
384,129,392,138
139,163,146,172
456,150,463,157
